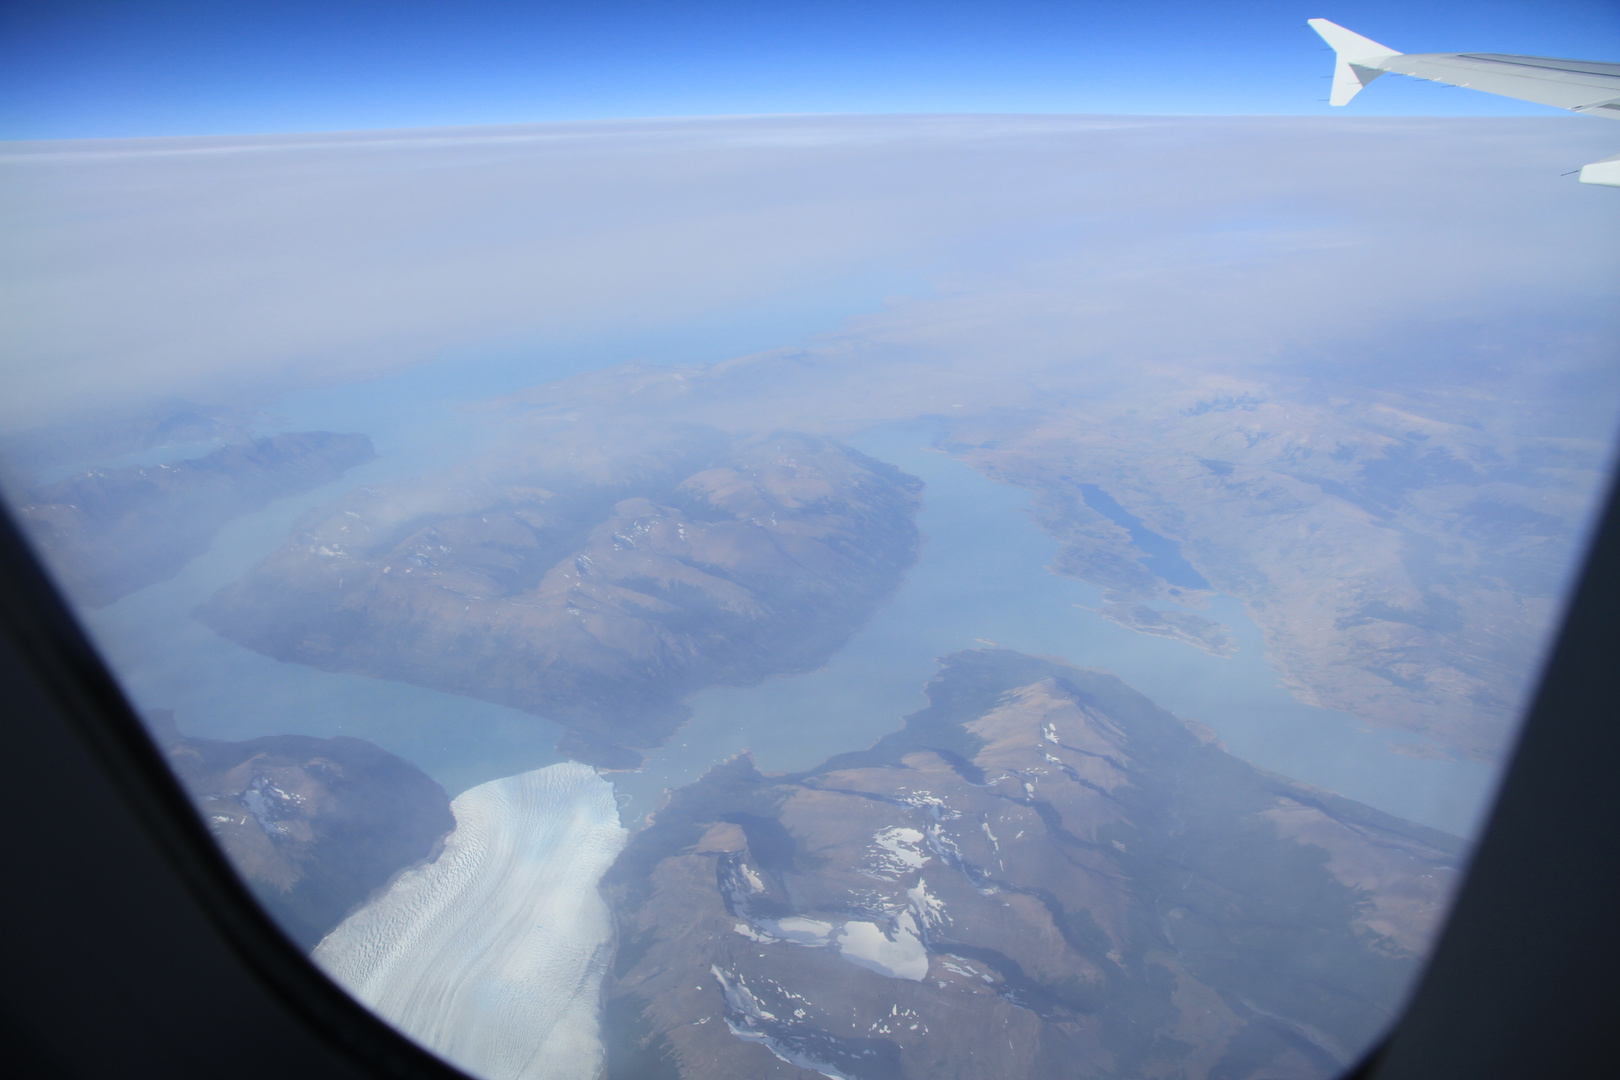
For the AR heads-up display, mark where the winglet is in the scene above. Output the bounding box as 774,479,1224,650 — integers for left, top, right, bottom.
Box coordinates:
1309,18,1402,105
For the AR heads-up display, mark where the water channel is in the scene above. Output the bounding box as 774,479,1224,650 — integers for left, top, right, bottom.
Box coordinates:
617,421,1494,836
85,411,1494,838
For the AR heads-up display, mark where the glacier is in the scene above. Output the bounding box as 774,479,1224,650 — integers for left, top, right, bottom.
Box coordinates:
312,762,628,1080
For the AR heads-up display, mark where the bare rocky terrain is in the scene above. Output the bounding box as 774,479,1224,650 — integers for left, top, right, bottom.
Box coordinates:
198,423,923,766
176,328,1610,773
600,649,1462,1080
475,345,1607,763
938,388,1596,762
152,711,455,950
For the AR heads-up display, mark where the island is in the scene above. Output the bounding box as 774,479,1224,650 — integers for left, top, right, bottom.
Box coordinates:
198,425,923,766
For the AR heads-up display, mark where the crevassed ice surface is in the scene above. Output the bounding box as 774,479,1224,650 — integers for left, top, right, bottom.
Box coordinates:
2,116,1617,1080
314,763,626,1080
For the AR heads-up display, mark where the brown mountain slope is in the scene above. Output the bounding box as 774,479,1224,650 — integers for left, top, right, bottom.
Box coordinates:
198,424,922,766
153,712,454,951
600,649,1462,1080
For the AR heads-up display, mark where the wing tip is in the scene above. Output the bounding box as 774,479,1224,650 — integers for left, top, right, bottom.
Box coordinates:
1307,19,1401,62
1579,154,1620,187
1310,19,1401,106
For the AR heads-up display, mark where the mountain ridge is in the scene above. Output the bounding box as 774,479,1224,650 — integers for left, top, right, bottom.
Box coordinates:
601,649,1462,1080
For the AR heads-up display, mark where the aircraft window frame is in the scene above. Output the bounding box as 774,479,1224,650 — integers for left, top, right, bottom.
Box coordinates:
2,18,1616,1078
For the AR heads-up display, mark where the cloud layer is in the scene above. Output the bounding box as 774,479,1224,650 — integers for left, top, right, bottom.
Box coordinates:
3,114,1615,433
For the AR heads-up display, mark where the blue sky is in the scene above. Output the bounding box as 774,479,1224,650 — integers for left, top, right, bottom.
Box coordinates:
2,1,1617,138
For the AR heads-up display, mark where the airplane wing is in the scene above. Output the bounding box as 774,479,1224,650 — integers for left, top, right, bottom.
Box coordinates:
1308,18,1620,187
